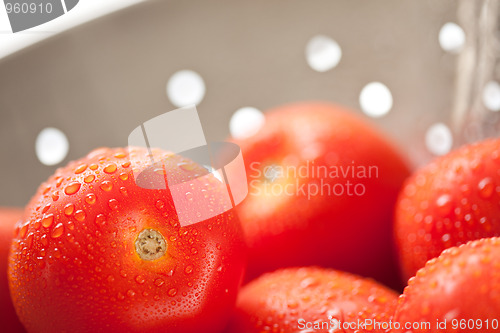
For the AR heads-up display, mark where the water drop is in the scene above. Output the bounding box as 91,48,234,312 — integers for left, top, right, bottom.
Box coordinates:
185,192,193,201
33,219,41,230
154,278,165,287
104,163,117,174
127,290,136,297
478,177,494,199
168,288,177,297
122,161,131,168
100,181,113,192
75,164,88,174
184,265,193,274
89,164,98,170
95,214,106,226
436,194,453,215
85,193,97,205
64,182,81,195
135,275,146,284
178,162,196,171
155,200,165,210
42,203,51,214
41,214,54,228
74,210,86,222
51,223,64,238
52,192,59,201
119,172,128,181
119,187,128,196
108,199,119,210
19,223,29,238
40,234,48,246
84,175,95,183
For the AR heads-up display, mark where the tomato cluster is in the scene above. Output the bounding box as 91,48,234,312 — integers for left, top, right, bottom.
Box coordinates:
2,102,500,333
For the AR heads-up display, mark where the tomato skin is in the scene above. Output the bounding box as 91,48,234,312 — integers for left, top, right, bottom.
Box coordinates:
0,208,25,333
226,267,398,333
233,102,410,287
8,148,246,333
395,138,500,280
393,238,500,333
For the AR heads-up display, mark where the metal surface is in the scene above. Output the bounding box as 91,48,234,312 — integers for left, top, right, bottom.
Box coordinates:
0,0,456,206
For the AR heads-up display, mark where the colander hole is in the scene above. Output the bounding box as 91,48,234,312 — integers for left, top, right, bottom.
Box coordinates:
438,22,465,54
35,127,69,166
359,82,393,118
166,70,206,107
425,122,453,156
482,81,500,112
229,106,265,139
305,35,342,72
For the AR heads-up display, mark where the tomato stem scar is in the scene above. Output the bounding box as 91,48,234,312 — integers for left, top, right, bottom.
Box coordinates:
135,228,167,261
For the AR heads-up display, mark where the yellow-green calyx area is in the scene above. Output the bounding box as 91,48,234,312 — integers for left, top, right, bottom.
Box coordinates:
135,228,167,261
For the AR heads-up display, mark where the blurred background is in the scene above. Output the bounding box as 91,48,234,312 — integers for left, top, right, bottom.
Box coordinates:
0,0,497,206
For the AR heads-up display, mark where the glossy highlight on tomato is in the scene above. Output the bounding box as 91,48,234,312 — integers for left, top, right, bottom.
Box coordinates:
8,147,246,333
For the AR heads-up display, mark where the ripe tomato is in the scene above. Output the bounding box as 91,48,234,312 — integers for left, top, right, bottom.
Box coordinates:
226,266,399,333
395,138,500,280
393,237,500,332
232,102,410,287
8,147,246,333
0,208,25,333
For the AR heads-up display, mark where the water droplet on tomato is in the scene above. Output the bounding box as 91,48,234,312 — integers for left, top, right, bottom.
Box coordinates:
135,275,145,284
104,163,117,174
108,199,119,210
41,214,54,228
85,193,97,205
122,161,131,168
64,203,75,216
184,265,193,274
178,162,196,171
154,278,165,287
42,203,51,214
436,194,453,215
64,182,81,195
84,175,95,183
119,172,128,181
95,214,106,227
26,232,34,248
168,288,177,297
185,192,193,201
89,164,98,170
40,234,48,246
119,187,128,196
478,177,494,199
75,210,86,222
155,200,165,210
51,223,64,238
52,192,59,201
100,181,113,192
75,164,88,174
126,290,136,297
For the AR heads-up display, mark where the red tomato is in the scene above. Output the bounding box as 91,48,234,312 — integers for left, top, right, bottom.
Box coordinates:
8,147,246,333
393,237,500,332
232,102,410,287
226,266,399,333
395,138,500,280
0,208,25,333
